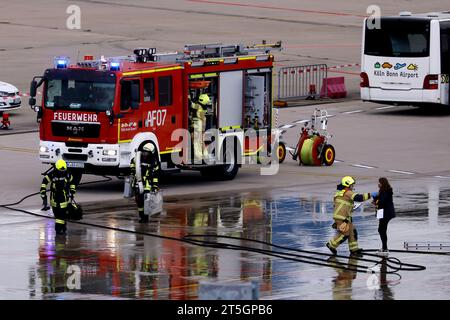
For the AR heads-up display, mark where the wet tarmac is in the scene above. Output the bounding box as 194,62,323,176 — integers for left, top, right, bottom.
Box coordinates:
1,180,450,300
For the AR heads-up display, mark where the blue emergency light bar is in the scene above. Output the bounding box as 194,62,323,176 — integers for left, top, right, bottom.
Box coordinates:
54,56,69,69
110,62,120,71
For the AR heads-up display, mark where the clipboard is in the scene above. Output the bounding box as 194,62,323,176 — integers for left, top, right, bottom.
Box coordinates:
376,209,384,219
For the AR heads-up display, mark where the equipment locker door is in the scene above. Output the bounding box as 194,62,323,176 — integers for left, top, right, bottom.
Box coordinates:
218,71,243,130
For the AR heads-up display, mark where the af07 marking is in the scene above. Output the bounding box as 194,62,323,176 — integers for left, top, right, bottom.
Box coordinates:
145,109,167,127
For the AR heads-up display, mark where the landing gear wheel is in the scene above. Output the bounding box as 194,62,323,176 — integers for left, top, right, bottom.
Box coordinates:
276,142,286,164
322,144,335,166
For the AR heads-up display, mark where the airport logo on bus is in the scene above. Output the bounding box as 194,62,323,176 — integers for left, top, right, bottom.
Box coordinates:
373,61,419,79
394,63,406,70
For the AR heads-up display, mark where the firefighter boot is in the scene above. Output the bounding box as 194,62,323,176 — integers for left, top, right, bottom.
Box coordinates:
326,242,337,256
350,248,364,257
139,211,148,223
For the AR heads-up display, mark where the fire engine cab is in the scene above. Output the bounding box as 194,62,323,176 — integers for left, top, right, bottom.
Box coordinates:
29,42,281,182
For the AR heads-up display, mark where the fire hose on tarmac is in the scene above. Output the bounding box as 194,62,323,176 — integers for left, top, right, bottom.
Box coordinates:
1,177,448,280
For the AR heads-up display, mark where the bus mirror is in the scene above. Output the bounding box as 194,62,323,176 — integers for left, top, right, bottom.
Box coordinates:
30,80,37,97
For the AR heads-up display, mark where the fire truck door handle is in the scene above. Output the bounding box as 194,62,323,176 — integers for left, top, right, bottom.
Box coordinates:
171,115,176,124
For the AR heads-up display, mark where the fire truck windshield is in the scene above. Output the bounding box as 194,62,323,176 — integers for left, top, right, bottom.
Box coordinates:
45,79,115,111
43,69,116,112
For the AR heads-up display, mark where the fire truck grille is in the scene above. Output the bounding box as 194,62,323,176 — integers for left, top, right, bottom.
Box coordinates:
51,121,101,138
63,153,88,161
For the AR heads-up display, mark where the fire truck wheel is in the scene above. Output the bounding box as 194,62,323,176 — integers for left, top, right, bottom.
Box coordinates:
276,142,286,164
202,140,240,180
322,144,335,166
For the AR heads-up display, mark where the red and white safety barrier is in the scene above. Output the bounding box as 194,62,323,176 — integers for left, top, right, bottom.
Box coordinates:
279,63,360,74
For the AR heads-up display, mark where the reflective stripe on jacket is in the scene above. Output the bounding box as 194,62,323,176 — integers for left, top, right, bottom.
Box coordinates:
40,170,76,207
333,189,370,221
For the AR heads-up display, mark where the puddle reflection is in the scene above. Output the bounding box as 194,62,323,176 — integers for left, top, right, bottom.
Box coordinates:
27,182,450,300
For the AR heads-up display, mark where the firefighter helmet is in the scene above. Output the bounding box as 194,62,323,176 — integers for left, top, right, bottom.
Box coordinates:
198,94,211,106
341,176,355,187
142,143,155,153
55,159,67,171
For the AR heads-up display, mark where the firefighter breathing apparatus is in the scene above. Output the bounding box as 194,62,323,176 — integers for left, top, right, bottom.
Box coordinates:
2,181,448,277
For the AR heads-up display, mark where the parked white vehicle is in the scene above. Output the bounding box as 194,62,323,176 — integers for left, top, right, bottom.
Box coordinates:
0,81,21,112
361,12,450,107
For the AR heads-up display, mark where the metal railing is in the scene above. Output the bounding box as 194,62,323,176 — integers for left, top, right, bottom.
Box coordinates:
277,64,327,100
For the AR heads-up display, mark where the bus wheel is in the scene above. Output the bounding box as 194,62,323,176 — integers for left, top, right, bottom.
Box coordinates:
322,144,335,166
276,142,286,164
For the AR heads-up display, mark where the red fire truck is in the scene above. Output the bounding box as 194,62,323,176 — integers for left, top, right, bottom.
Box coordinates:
29,42,281,182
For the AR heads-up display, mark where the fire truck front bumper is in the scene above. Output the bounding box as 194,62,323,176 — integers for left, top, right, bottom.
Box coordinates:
39,141,122,168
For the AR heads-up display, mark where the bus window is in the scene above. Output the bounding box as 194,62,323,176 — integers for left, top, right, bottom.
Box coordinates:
441,22,450,74
365,18,430,57
158,76,172,107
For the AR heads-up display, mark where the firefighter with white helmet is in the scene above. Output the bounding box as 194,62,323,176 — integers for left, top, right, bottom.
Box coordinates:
130,142,160,222
190,93,211,162
326,176,377,256
40,159,77,235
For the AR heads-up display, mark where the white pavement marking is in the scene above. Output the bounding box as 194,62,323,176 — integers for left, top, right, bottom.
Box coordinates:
343,109,364,114
387,170,415,175
295,119,309,124
350,164,376,169
334,160,344,163
286,147,295,152
279,124,296,129
375,106,397,110
434,176,450,179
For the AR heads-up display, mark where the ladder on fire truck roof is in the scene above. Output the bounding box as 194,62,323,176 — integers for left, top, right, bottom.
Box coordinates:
150,41,282,63
183,41,282,59
75,41,282,68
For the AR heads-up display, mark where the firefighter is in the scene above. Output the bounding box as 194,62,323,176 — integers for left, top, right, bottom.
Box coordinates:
190,93,211,162
130,143,160,223
40,159,77,235
326,176,376,256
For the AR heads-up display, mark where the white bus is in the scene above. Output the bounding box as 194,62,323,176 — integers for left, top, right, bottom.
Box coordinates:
361,12,450,107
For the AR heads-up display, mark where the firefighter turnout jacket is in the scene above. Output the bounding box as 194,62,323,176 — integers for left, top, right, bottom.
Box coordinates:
130,157,160,193
333,188,370,223
40,170,76,208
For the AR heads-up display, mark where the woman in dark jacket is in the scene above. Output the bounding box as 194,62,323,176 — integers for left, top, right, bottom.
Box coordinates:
374,177,396,255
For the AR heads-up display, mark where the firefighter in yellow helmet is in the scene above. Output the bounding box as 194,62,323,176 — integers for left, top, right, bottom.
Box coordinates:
190,93,211,162
40,159,77,235
326,176,377,256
